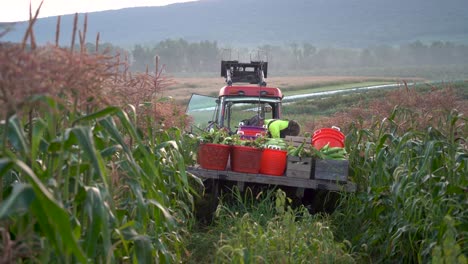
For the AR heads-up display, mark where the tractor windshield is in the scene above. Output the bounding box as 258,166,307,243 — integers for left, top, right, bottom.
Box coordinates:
185,93,218,132
219,97,281,132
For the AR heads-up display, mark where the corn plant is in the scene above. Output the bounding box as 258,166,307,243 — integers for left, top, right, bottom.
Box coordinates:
333,107,467,263
0,95,202,263
0,8,199,262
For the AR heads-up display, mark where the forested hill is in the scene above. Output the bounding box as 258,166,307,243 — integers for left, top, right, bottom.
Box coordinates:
2,0,468,48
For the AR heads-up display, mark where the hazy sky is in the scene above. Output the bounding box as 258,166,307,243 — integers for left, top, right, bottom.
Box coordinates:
0,0,196,22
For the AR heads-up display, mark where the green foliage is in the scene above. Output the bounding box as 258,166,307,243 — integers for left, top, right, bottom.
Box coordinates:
187,188,355,263
132,39,220,72
231,135,266,149
197,127,233,145
129,37,468,79
332,108,468,263
0,96,201,262
432,216,467,264
282,84,399,117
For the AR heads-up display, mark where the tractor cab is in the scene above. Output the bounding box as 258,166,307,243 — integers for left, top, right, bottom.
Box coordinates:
186,60,283,137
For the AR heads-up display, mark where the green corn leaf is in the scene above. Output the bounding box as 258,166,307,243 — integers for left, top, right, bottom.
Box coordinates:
70,126,109,188
98,117,132,157
30,117,47,159
0,158,15,175
109,110,159,181
72,106,120,126
133,236,153,264
116,109,141,143
7,115,29,156
83,186,112,260
376,133,393,152
127,179,148,223
147,199,175,226
120,227,154,264
0,158,87,263
100,145,123,158
0,183,35,220
174,150,189,186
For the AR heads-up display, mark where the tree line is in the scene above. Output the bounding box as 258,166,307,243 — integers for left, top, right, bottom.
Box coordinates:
82,39,468,74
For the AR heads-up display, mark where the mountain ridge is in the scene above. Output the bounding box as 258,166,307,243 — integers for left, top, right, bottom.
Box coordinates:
2,0,468,48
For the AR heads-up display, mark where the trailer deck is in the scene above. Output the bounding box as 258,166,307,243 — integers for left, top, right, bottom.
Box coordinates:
187,166,356,193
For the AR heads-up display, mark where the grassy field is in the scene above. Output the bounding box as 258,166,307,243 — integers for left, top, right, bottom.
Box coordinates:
282,81,396,95
298,85,466,135
169,76,415,103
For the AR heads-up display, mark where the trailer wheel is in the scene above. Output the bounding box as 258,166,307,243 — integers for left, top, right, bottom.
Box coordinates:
194,178,220,224
301,189,340,214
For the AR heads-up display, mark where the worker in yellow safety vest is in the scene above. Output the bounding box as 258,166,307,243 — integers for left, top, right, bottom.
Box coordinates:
264,119,300,138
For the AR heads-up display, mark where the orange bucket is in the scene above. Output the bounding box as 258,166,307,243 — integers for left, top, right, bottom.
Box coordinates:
312,128,345,149
230,145,262,173
260,148,287,176
198,143,231,170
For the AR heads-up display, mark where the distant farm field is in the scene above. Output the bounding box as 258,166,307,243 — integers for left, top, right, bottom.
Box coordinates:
168,76,413,102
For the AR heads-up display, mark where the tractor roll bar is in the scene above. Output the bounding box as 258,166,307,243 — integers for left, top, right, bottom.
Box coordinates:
221,60,268,86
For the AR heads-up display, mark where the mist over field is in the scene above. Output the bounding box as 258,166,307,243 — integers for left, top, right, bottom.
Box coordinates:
2,0,468,79
3,0,468,47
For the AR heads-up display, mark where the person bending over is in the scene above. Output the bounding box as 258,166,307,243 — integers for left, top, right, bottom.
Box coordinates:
265,119,300,138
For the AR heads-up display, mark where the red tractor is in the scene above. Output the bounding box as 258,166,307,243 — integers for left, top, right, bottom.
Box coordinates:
187,60,283,137
187,60,356,220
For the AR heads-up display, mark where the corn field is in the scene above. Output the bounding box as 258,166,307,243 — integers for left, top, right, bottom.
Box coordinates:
1,6,467,263
333,107,467,263
0,10,199,263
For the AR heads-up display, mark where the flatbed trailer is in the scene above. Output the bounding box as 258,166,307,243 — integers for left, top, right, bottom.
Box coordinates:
188,165,356,218
187,166,356,193
189,136,357,200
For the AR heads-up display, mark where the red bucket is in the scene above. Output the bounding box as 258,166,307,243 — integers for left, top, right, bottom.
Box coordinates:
260,148,287,176
312,128,345,149
230,145,262,173
198,143,231,170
